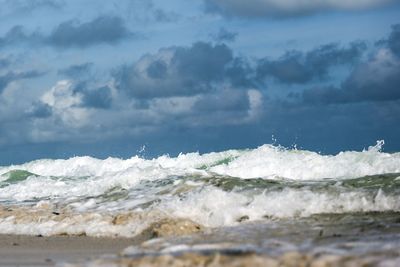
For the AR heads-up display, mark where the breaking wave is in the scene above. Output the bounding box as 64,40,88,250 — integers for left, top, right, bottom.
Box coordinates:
0,141,399,237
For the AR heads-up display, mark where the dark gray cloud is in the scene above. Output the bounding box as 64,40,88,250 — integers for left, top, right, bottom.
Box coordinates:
225,58,255,88
114,42,253,99
257,42,366,84
387,24,400,57
47,16,132,48
27,102,53,118
204,0,396,18
0,16,133,49
58,62,93,79
302,61,400,104
211,27,238,42
0,0,63,15
0,70,44,94
71,82,113,109
173,42,232,81
0,25,43,48
300,25,400,105
115,40,367,101
146,60,168,80
80,85,113,109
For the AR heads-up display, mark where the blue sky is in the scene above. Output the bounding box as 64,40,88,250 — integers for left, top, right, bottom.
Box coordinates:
0,0,400,164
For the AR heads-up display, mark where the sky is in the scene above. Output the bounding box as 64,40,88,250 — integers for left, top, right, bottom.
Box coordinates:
0,0,400,164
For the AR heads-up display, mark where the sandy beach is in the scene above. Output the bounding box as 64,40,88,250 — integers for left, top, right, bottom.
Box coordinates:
0,234,136,267
2,234,397,267
1,211,400,267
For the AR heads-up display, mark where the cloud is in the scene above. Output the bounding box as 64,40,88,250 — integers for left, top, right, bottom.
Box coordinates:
58,64,112,109
0,70,44,94
0,16,133,49
58,62,93,79
114,42,253,99
204,0,396,18
387,24,400,57
44,80,113,110
0,58,11,69
74,83,113,109
302,48,400,104
114,0,180,24
186,89,262,126
211,27,238,42
111,41,261,129
82,86,112,109
226,58,255,88
257,42,366,84
0,0,63,15
40,80,89,127
0,25,43,48
27,102,53,118
152,8,180,23
299,25,400,105
47,16,133,48
193,89,249,112
2,21,400,163
173,42,232,81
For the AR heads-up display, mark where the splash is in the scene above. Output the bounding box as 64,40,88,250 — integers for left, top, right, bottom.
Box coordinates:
0,142,399,237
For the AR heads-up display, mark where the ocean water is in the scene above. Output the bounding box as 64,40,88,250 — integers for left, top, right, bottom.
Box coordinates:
1,141,400,265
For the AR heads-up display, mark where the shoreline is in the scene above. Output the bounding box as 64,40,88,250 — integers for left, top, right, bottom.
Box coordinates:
0,234,136,267
0,229,400,267
0,211,399,267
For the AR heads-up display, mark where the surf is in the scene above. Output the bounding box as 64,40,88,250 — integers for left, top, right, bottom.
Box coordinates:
0,141,399,237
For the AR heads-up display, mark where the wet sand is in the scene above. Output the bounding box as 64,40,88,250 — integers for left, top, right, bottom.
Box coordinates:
0,234,136,267
1,212,400,266
1,230,400,267
84,251,398,267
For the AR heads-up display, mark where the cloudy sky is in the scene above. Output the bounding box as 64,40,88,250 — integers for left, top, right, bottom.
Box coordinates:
0,0,400,164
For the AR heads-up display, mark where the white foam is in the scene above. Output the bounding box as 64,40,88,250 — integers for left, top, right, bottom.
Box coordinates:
0,141,399,202
161,187,400,227
0,185,398,237
210,141,400,180
0,213,148,237
0,142,399,237
1,141,398,182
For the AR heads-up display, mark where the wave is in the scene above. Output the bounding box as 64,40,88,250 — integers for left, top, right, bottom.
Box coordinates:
1,140,399,180
0,141,399,237
0,182,399,237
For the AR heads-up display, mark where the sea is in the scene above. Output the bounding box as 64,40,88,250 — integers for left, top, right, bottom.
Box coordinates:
1,140,400,266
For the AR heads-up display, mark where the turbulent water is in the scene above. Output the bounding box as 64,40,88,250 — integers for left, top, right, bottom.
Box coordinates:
0,140,399,239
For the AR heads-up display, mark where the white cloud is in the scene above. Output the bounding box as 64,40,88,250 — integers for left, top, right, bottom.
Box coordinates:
247,89,263,121
348,48,400,89
41,80,89,127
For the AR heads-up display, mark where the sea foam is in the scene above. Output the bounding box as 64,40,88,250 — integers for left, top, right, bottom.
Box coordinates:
0,142,399,237
0,140,398,180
